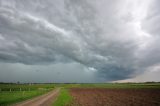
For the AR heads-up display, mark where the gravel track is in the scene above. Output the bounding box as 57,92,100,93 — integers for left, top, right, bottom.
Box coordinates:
13,88,60,106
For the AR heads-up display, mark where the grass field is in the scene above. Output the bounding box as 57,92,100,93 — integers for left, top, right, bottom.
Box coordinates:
0,83,160,106
54,82,160,89
52,88,72,106
76,83,160,88
0,84,54,91
0,84,54,105
53,83,160,106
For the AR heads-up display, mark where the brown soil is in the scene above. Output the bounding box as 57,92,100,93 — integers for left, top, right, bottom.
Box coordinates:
12,88,60,106
69,88,160,106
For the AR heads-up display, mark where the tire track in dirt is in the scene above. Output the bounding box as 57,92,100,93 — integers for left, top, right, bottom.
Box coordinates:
13,88,60,106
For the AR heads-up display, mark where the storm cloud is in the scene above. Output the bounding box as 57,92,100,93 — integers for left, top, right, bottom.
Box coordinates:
0,0,160,82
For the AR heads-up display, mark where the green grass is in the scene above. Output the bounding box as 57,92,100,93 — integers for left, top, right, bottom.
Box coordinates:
0,84,55,106
52,83,160,106
0,84,55,91
0,90,51,106
53,88,72,106
53,83,160,89
0,83,159,106
75,83,160,89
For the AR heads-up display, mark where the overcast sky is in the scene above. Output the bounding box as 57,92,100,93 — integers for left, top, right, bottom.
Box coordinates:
0,0,160,83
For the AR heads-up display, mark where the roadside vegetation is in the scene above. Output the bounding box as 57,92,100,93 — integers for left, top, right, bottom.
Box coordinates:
53,88,72,106
0,82,160,106
0,84,54,105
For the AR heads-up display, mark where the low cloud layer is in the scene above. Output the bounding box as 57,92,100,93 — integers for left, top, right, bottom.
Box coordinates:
0,0,160,82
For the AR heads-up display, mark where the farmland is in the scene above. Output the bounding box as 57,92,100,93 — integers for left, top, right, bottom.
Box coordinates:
0,84,54,105
70,88,160,106
53,83,160,106
0,83,160,106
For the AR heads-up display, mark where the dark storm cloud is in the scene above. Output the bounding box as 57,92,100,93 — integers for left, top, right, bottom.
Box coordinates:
0,0,160,82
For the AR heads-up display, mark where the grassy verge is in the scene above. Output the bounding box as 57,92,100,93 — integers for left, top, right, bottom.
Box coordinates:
53,88,72,106
0,89,52,106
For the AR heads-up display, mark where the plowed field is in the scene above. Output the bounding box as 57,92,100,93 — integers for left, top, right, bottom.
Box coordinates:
70,88,160,106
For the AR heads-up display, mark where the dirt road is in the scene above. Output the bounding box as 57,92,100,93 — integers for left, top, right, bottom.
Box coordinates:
13,88,60,106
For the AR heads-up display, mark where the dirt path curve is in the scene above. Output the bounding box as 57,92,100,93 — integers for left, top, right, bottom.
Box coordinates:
13,88,60,106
